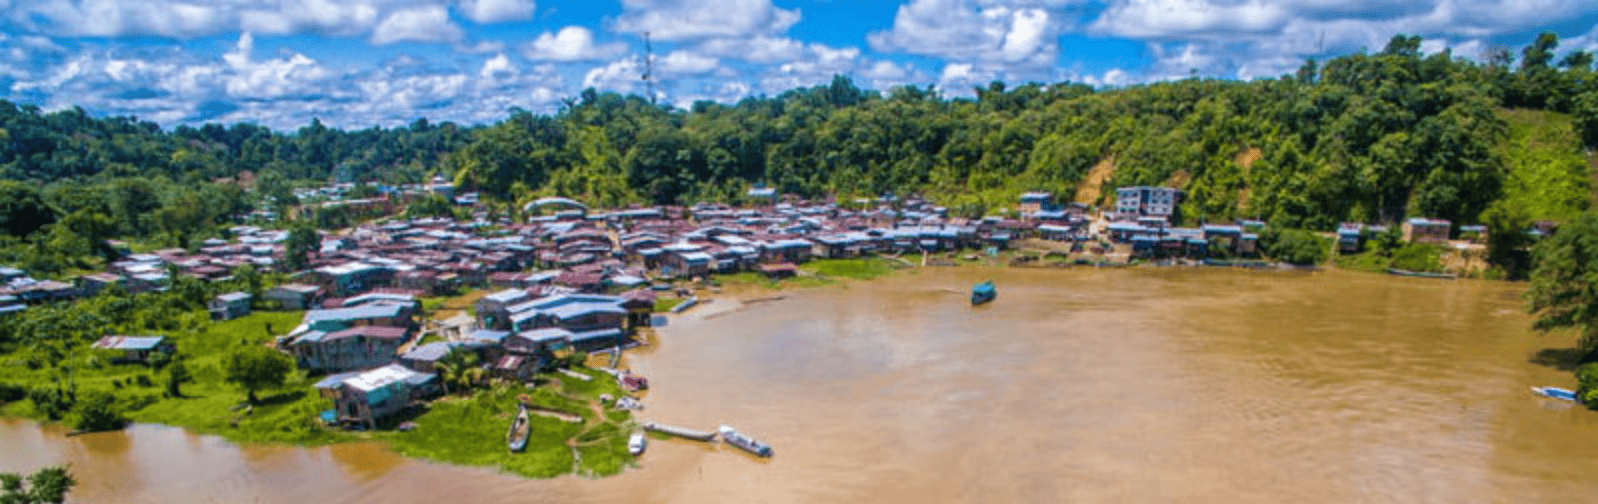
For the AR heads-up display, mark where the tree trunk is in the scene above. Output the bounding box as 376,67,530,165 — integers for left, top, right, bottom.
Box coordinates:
247,389,258,404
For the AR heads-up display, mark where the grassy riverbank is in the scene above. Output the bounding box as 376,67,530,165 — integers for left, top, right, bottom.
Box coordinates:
713,257,910,291
0,307,637,478
373,369,636,479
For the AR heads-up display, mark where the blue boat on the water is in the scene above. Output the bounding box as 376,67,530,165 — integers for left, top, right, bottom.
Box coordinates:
971,280,996,305
1531,386,1580,403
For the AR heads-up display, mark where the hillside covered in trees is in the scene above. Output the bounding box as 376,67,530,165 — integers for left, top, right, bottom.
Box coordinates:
1,32,1596,275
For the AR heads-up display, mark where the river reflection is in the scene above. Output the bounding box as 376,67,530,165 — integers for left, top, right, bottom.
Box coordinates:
4,267,1598,503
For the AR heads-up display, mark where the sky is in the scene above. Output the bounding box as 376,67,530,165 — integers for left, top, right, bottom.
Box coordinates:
1,0,1596,131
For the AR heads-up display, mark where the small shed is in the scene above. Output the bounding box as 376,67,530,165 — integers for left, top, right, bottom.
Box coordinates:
91,335,173,363
210,292,253,321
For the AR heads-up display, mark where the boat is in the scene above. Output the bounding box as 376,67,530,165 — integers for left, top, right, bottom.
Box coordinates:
1531,386,1580,403
506,403,531,452
628,432,648,456
970,280,996,305
1386,268,1457,279
718,425,773,457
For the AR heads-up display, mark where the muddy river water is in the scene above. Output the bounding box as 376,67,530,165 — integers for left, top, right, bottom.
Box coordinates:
4,267,1598,503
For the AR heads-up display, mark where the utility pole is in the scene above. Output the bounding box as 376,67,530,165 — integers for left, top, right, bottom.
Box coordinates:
642,31,656,105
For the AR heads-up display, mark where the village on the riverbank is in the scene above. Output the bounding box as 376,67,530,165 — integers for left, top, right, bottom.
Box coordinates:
0,179,1513,476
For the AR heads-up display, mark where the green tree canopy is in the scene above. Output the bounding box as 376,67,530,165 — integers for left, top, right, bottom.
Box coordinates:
0,465,75,504
1526,211,1598,354
223,346,293,404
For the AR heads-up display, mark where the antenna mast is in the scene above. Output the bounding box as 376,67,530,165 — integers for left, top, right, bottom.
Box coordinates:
642,32,656,105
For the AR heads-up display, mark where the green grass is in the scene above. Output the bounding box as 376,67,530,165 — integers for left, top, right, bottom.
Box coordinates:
1333,251,1391,274
1495,108,1597,223
652,297,686,313
801,258,899,280
710,258,905,291
1333,243,1446,274
380,386,584,479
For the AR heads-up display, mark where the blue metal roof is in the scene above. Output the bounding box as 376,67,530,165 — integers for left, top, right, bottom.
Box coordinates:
304,304,405,323
570,328,623,343
403,342,455,362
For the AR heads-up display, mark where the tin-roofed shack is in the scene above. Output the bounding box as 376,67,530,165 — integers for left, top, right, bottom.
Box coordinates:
91,335,173,363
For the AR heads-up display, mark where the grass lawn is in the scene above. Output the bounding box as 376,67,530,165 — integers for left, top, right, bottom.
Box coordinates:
652,297,686,313
378,367,636,479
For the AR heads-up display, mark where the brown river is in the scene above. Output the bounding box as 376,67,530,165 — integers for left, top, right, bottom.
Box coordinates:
5,267,1598,503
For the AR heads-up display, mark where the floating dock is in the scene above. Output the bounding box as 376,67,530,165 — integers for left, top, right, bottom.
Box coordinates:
642,421,717,442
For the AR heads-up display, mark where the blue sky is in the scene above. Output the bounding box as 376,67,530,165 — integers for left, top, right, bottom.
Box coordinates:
1,0,1596,130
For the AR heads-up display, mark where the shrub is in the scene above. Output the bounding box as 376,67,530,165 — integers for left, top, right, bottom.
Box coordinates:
27,387,72,421
0,382,25,403
1390,243,1444,272
72,391,128,432
134,375,154,388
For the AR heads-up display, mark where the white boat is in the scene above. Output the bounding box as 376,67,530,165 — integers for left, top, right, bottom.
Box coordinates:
718,425,773,457
1531,386,1580,402
628,432,647,455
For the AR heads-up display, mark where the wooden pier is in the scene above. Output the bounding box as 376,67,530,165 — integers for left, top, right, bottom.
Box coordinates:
641,421,717,442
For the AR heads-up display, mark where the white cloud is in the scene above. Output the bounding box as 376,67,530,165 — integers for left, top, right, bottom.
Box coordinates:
1088,0,1290,39
869,0,1057,70
582,57,643,93
239,0,381,37
16,0,229,37
613,0,801,41
479,53,516,78
657,50,719,76
522,26,627,61
696,35,805,63
457,0,535,24
371,6,464,45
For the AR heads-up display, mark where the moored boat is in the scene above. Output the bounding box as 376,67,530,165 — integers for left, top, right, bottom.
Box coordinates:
1386,268,1457,279
628,432,647,455
971,280,996,305
1531,386,1580,403
718,425,773,457
506,403,531,453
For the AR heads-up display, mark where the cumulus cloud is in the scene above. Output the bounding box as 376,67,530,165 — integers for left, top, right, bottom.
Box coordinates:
522,26,628,61
869,0,1057,69
582,57,644,94
6,0,506,44
457,0,535,24
371,6,464,45
613,0,801,41
695,35,806,63
657,50,719,76
479,53,516,78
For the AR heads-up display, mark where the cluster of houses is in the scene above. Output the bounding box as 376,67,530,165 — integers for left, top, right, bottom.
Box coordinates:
6,179,1545,428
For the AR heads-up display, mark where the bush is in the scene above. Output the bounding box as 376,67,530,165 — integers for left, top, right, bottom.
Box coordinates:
134,375,154,388
1263,229,1330,265
0,382,25,403
1576,363,1598,409
72,391,128,432
27,387,72,421
1390,243,1444,272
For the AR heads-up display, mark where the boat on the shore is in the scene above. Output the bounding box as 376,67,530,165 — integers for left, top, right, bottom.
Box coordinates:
1386,268,1457,279
719,425,773,457
506,403,531,453
628,432,647,455
1531,386,1580,403
971,280,996,305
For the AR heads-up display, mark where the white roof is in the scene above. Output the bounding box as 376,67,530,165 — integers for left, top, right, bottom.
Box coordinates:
345,364,422,392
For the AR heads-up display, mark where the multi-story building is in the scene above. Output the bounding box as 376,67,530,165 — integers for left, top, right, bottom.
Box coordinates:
1115,186,1180,218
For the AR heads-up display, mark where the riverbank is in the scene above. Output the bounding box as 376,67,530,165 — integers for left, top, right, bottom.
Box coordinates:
0,309,638,479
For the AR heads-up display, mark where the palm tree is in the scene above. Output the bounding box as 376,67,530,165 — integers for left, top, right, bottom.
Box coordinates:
435,347,481,395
